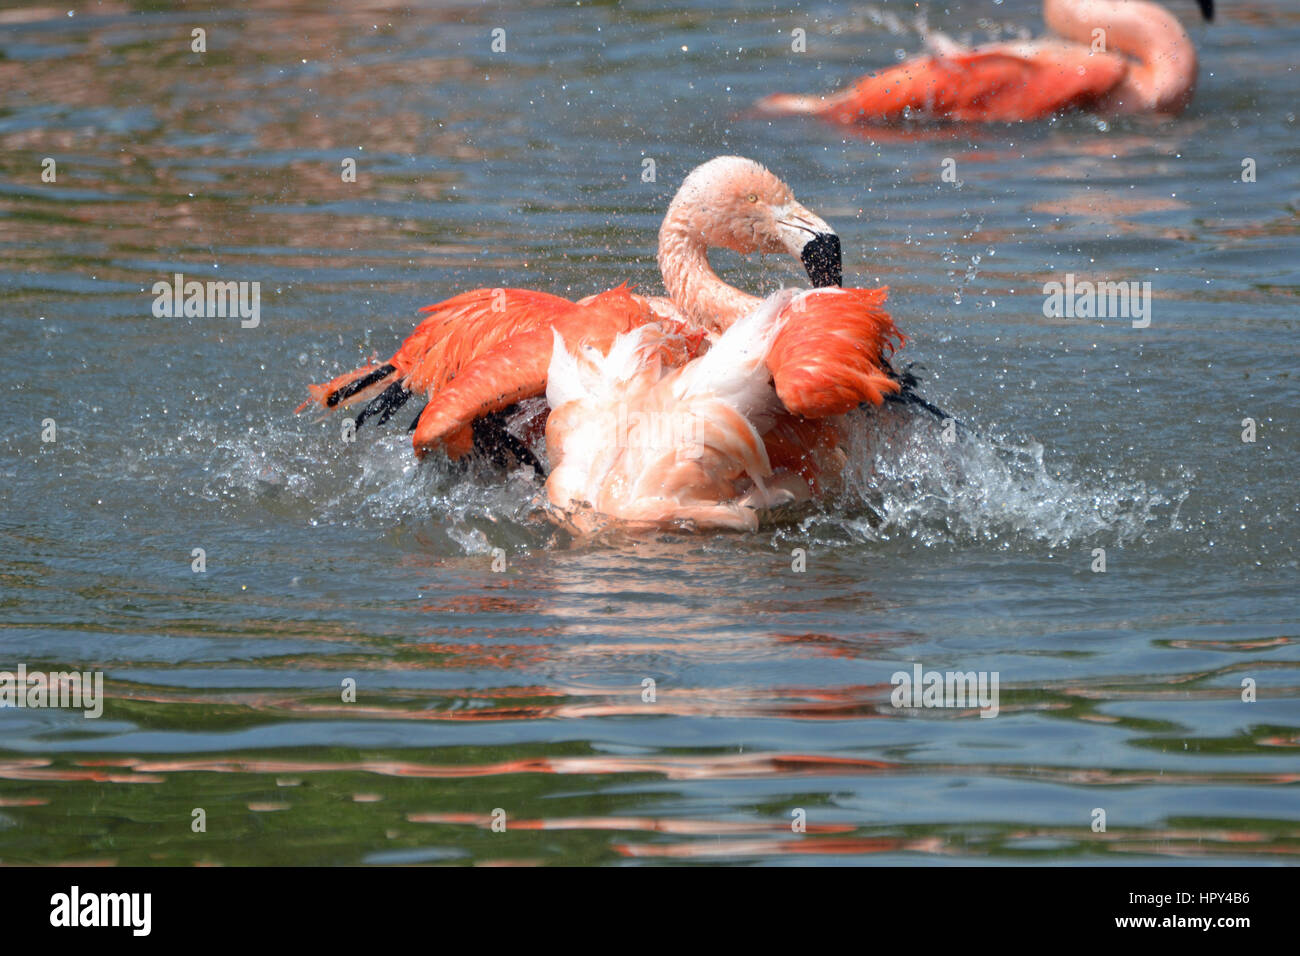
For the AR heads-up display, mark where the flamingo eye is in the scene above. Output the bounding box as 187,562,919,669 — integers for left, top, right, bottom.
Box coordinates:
746,193,758,203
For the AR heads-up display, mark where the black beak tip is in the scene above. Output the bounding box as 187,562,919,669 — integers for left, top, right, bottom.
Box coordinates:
801,233,842,288
1197,0,1213,22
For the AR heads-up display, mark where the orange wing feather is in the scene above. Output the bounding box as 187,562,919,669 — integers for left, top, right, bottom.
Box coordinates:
767,287,903,419
410,285,657,458
397,288,580,395
298,283,664,458
294,287,580,416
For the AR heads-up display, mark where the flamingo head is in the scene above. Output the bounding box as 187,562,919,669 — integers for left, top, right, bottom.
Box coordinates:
668,156,843,288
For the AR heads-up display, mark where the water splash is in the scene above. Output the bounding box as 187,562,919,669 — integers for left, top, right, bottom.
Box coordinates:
819,405,1185,549
137,394,1185,556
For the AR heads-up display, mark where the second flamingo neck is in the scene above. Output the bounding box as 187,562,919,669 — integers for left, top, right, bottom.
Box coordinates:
1045,0,1197,112
657,227,761,333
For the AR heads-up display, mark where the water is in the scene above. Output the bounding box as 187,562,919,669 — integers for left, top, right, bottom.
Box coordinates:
1,0,1297,865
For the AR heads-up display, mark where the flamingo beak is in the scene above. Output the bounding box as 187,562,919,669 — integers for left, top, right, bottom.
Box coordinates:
801,233,843,288
1196,0,1213,21
777,205,843,288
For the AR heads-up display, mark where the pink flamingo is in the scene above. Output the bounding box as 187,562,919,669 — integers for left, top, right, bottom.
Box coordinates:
298,157,910,494
757,0,1214,125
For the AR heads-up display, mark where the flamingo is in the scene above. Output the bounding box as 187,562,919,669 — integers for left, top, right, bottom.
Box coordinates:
297,157,897,480
756,0,1214,125
545,287,903,532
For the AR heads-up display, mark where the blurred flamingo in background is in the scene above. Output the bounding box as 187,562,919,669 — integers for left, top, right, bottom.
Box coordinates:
757,0,1214,125
298,157,924,495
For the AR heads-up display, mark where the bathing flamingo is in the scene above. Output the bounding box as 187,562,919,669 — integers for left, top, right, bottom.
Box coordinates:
297,157,874,469
545,287,902,532
756,0,1214,125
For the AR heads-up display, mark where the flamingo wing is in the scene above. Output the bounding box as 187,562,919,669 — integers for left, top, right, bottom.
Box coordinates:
399,287,580,395
761,45,1128,124
766,287,903,418
296,287,578,418
410,285,658,458
298,283,669,460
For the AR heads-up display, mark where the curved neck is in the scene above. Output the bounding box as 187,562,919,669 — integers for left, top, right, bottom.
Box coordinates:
657,205,760,333
1045,0,1197,112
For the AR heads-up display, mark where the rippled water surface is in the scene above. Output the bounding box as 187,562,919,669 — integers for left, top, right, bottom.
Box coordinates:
1,0,1297,865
